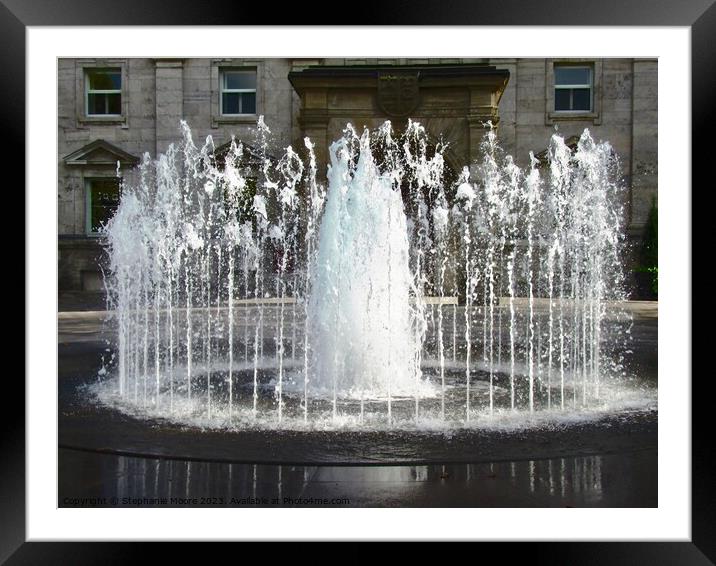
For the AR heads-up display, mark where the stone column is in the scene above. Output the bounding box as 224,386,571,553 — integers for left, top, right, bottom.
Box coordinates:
299,88,330,178
467,86,501,174
155,59,184,156
630,59,658,234
490,58,517,158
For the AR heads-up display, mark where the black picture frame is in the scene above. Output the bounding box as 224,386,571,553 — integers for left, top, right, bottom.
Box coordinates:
10,0,705,561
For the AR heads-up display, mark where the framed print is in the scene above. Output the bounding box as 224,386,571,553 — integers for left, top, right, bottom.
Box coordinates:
9,0,706,562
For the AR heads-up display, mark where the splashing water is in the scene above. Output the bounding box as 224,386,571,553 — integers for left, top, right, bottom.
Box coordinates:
308,126,429,404
96,118,654,430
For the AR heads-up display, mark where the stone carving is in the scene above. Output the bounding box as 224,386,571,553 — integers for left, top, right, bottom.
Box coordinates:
377,73,420,117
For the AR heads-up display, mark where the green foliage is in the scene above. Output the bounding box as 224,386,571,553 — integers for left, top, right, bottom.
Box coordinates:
636,198,658,296
641,197,658,266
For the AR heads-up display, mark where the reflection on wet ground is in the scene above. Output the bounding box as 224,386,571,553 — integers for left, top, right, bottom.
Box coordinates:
58,309,657,507
59,447,656,507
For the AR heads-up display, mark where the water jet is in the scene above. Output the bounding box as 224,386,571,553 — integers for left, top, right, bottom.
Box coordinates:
93,118,656,434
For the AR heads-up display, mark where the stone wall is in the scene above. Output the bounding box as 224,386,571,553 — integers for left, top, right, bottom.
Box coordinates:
58,57,658,298
630,59,658,232
58,237,108,291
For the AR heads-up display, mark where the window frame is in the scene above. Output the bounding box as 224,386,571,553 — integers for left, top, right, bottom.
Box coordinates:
85,177,122,236
85,67,123,117
75,59,129,126
545,59,602,126
211,60,263,127
553,64,593,113
219,68,258,117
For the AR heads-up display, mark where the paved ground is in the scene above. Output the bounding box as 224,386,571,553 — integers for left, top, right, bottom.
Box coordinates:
59,343,657,465
57,300,658,508
59,446,656,508
58,299,657,344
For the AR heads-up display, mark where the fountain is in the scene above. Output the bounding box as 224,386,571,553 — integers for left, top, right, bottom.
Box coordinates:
93,117,655,434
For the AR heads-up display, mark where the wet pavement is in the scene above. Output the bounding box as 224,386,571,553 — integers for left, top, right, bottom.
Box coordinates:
59,340,657,465
58,301,658,507
59,446,657,507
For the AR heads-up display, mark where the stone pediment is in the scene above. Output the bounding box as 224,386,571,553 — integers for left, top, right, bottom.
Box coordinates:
63,139,139,168
533,135,580,166
213,140,276,166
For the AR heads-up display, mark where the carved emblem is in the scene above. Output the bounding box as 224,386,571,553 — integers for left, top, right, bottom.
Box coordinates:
377,73,420,117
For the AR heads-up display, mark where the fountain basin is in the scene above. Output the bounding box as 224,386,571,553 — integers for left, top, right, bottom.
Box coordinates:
59,307,657,465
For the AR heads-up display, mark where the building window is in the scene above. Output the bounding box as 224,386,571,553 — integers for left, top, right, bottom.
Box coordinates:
86,68,122,116
220,69,257,115
87,178,121,234
554,65,592,112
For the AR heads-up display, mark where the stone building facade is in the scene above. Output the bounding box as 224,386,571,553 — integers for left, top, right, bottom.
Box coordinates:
57,57,657,302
